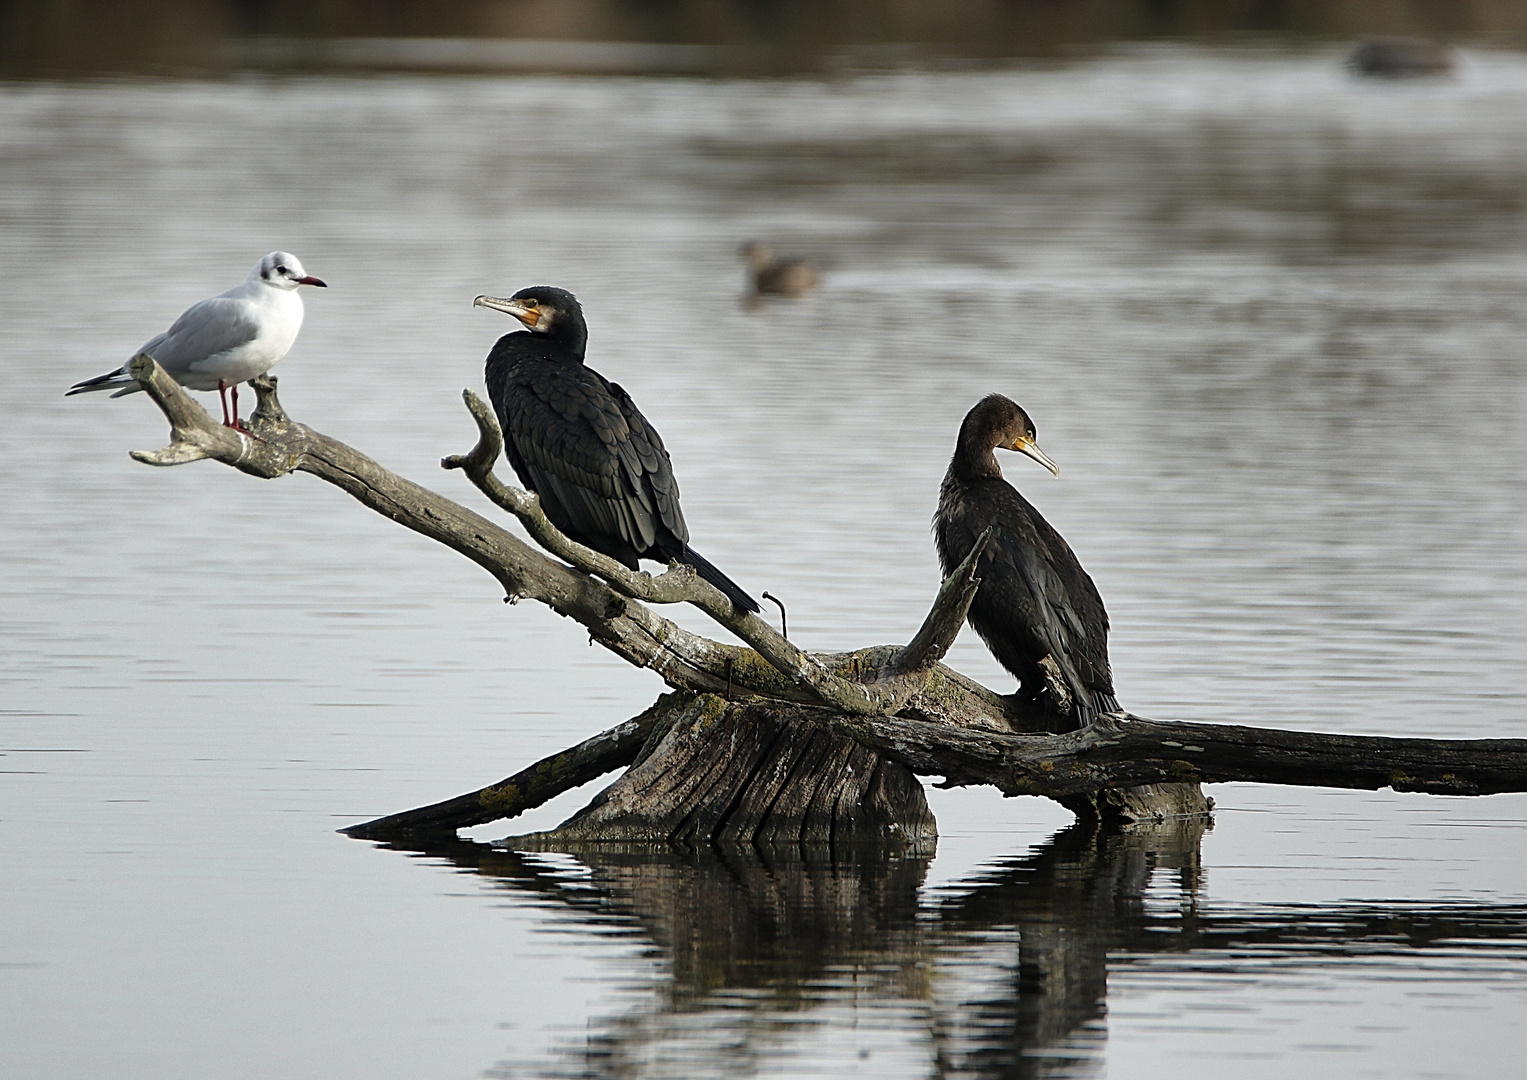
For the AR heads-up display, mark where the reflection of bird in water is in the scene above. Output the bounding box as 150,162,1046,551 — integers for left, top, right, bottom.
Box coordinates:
740,241,818,303
475,285,760,613
934,394,1118,728
1348,38,1454,78
66,251,327,429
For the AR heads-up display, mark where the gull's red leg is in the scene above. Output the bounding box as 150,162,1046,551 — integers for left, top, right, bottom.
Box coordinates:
225,382,265,442
217,380,232,427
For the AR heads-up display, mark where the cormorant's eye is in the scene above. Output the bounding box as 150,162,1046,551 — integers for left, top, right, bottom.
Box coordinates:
525,299,538,308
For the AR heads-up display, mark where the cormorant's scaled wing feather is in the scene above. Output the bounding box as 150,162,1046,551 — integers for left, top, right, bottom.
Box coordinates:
1011,543,1084,659
1018,521,1115,693
983,508,1107,702
498,363,685,561
607,381,688,546
938,476,1116,715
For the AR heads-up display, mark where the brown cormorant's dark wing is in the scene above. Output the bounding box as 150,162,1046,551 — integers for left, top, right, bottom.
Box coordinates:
1012,509,1115,696
1008,543,1094,690
957,485,1114,706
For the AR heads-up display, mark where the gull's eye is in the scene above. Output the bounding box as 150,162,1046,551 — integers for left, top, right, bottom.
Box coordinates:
276,265,289,275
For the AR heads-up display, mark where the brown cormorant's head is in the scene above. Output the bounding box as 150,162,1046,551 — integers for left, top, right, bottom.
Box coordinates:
962,393,1059,477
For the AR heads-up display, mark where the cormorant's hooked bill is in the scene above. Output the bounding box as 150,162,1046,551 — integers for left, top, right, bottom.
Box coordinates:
474,293,556,334
934,394,1119,729
1001,419,1059,477
477,285,761,614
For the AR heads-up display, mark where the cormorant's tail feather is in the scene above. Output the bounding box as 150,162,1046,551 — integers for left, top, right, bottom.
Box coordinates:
1076,691,1123,726
679,544,761,614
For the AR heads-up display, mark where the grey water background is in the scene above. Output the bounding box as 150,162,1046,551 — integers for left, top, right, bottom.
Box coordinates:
3,45,1527,1078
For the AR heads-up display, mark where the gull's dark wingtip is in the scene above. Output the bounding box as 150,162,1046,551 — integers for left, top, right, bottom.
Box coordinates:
65,368,125,396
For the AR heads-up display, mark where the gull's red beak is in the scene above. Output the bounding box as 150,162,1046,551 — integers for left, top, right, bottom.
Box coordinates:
297,276,327,287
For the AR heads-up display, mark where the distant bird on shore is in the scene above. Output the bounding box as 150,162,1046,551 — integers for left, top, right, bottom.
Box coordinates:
740,241,818,303
475,285,761,613
1348,38,1455,78
67,251,326,429
934,394,1119,729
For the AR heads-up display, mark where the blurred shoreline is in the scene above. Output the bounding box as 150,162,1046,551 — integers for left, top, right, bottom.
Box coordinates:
4,0,1523,78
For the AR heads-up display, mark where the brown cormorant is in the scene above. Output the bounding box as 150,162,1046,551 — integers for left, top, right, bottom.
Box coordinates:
934,394,1119,728
475,286,760,614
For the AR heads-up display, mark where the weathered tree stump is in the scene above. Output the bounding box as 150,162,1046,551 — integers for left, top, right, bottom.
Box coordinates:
515,694,937,852
118,355,1527,847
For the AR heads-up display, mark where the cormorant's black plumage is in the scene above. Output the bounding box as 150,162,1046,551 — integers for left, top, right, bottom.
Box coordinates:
934,394,1118,728
478,286,760,613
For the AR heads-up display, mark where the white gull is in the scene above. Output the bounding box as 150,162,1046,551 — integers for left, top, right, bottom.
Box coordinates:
67,251,326,428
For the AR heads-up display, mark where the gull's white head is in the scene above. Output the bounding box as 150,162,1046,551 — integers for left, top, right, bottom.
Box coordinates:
253,251,327,290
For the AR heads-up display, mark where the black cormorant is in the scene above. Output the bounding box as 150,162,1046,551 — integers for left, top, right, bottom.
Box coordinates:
934,394,1119,728
475,286,760,614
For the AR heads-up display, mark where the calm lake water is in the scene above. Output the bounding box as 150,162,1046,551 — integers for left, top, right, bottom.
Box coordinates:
3,45,1526,1079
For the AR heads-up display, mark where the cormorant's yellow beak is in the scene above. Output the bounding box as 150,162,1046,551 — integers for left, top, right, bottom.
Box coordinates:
1012,437,1060,476
473,294,538,328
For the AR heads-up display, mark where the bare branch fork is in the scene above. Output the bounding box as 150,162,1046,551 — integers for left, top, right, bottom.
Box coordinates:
438,388,989,714
128,356,999,716
126,356,1527,841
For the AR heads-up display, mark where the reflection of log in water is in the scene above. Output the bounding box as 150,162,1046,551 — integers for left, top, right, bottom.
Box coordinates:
399,823,1527,1078
412,822,1196,1077
926,819,1205,1077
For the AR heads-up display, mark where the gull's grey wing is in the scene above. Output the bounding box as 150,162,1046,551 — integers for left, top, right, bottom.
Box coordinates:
142,295,264,376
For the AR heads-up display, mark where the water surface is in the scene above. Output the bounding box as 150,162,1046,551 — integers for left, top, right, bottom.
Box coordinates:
2,46,1526,1078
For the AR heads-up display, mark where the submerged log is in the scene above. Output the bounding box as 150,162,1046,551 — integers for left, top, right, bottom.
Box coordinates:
124,357,1527,846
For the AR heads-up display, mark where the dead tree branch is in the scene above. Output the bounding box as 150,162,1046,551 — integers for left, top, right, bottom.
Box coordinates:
887,528,990,677
830,710,1527,799
127,357,1023,728
342,696,678,840
441,390,903,713
125,357,1527,844
443,389,991,714
341,694,1527,839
